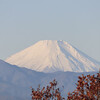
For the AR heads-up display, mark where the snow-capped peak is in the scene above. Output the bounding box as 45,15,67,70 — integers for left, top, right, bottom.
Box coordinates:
6,40,100,73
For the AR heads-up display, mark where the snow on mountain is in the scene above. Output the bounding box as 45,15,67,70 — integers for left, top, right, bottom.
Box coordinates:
6,40,100,72
0,59,97,100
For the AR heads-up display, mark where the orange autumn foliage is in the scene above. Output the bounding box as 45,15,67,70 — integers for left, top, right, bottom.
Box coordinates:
31,79,65,100
67,72,100,100
31,72,100,100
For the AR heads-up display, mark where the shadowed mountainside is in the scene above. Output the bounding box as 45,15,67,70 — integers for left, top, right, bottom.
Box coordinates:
0,59,97,100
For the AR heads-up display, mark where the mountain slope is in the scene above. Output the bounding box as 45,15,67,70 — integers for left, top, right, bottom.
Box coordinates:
0,59,45,100
6,40,100,72
0,59,97,100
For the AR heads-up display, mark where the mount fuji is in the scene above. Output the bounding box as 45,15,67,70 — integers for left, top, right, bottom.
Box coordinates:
6,40,100,72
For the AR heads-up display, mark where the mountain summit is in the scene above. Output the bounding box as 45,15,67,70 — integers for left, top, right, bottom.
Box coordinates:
6,40,100,72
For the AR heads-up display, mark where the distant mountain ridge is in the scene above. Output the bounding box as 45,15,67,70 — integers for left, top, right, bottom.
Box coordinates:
0,59,97,100
6,40,100,72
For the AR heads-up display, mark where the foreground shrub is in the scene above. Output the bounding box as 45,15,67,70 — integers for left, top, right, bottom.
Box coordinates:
31,79,65,100
68,72,100,100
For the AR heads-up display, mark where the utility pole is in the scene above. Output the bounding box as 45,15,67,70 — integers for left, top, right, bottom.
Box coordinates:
94,70,100,100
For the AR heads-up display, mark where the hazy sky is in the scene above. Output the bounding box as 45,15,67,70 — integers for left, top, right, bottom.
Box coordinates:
0,0,100,62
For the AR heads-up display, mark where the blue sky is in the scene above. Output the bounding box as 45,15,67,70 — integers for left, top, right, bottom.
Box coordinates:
0,0,100,61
